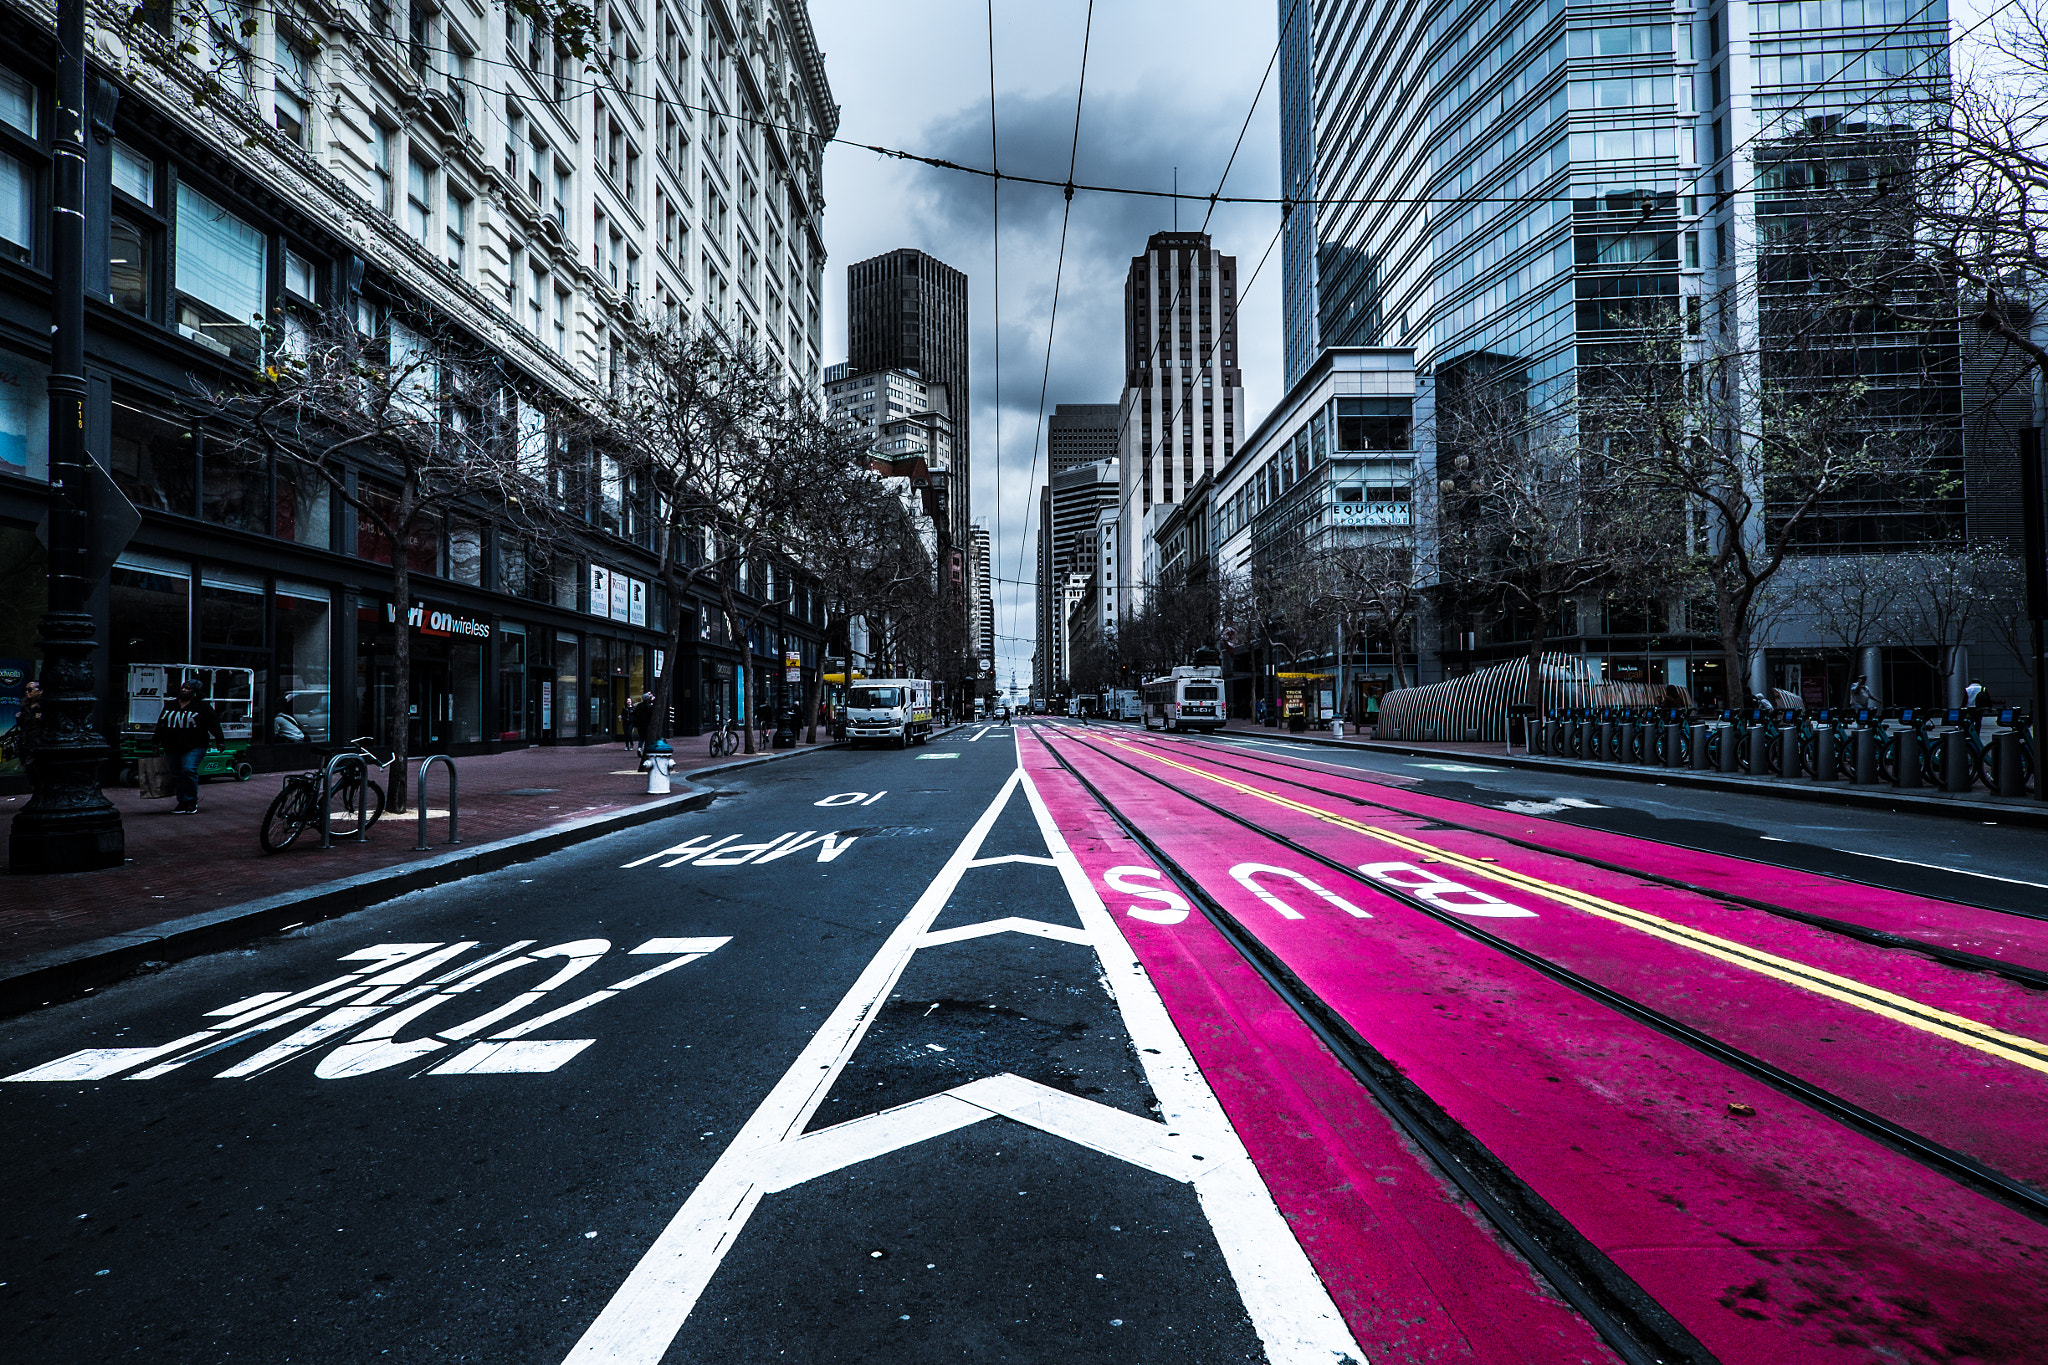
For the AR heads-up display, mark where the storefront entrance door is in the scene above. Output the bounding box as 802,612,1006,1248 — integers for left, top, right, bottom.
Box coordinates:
409,663,452,754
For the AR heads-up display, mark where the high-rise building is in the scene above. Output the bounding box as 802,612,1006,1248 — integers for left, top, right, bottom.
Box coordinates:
1118,232,1245,612
971,524,994,686
1282,1,1985,701
0,0,834,761
1033,459,1122,698
847,250,971,554
1049,404,1122,476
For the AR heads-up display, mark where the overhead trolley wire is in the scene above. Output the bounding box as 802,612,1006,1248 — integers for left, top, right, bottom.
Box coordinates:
1007,0,1097,639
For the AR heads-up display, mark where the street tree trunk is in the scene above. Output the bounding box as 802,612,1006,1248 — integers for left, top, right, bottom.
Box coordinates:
388,532,412,815
721,584,757,755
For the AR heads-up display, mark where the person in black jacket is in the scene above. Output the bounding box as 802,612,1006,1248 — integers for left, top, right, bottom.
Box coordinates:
154,681,225,814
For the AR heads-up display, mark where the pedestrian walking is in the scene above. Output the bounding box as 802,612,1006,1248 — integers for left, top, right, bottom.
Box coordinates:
625,691,655,755
1964,679,1985,709
153,681,224,814
1849,675,1877,712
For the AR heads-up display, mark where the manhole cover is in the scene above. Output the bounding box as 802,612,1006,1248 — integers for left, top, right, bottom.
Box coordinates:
500,787,559,795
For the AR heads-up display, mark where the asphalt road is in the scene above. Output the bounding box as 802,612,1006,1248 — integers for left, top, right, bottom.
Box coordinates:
8,718,2046,1364
1,726,1328,1365
1193,726,2048,911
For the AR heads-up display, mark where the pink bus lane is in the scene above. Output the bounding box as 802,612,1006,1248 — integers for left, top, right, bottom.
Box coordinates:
1139,732,2048,974
1105,734,2048,1189
1017,730,1621,1365
1040,729,2048,1365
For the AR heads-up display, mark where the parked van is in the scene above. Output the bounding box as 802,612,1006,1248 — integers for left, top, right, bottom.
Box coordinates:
846,678,934,748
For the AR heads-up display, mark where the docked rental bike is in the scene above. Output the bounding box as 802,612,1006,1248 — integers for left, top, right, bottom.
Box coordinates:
259,736,391,852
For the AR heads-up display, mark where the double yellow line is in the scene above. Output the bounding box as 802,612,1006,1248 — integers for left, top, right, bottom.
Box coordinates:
1099,734,2048,1078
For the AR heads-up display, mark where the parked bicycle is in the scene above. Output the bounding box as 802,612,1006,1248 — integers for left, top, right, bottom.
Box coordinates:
706,718,743,759
259,736,390,853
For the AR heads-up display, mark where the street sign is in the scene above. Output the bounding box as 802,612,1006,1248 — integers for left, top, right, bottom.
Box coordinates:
36,452,140,581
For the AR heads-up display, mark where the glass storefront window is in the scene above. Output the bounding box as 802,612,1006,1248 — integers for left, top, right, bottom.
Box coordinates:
200,567,264,649
202,441,269,532
587,635,611,738
498,623,527,742
174,182,264,365
0,352,47,481
110,396,195,513
0,525,48,776
555,632,579,738
449,517,483,585
275,460,331,547
452,637,484,744
274,582,330,742
110,553,191,720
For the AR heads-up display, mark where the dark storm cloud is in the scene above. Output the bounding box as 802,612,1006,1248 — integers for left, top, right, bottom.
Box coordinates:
887,78,1281,619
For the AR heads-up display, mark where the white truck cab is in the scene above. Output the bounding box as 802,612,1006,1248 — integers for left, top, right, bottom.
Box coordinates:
846,678,934,749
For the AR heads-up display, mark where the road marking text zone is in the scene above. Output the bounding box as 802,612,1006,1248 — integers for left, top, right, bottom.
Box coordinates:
1098,860,1535,925
4,938,727,1083
623,831,858,868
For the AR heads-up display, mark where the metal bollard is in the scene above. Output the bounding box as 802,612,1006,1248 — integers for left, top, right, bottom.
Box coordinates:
1723,723,1742,773
1853,727,1877,784
1996,730,2026,797
1781,720,1802,779
1898,727,1922,788
1692,723,1712,770
1598,720,1616,763
1618,720,1634,764
1943,730,1971,793
1815,726,1837,782
1748,723,1767,776
414,754,460,851
646,739,674,794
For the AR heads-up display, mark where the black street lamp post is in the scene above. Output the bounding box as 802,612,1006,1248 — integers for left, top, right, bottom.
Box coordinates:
11,0,125,872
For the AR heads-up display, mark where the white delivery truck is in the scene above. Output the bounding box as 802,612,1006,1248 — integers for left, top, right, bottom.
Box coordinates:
845,678,934,749
1106,689,1141,721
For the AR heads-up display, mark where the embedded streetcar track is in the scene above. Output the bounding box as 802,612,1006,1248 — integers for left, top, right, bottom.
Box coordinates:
1030,731,1712,1365
1125,728,2048,987
1037,726,2048,1229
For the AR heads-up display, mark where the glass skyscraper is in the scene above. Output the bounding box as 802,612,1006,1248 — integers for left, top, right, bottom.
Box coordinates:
1280,0,1951,399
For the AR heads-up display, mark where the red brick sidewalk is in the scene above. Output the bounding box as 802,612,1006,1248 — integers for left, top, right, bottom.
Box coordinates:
0,734,843,964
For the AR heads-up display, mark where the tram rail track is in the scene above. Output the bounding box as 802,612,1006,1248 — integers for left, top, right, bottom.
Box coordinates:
1031,730,1712,1365
1120,728,2048,988
1036,725,2048,1230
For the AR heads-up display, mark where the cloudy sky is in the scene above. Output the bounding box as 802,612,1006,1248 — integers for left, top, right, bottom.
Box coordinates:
809,0,1286,692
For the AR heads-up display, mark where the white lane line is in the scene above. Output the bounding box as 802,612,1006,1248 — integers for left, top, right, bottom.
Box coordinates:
918,917,1095,948
1016,755,1366,1365
969,726,996,742
964,853,1060,868
1823,847,2048,891
561,770,1027,1365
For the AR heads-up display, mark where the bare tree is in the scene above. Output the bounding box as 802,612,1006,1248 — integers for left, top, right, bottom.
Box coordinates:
1579,320,1935,703
599,328,815,754
216,306,553,809
1435,374,1667,713
789,471,937,740
1891,542,2023,696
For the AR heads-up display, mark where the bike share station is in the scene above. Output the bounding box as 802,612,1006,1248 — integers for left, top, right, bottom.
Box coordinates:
1531,702,2039,801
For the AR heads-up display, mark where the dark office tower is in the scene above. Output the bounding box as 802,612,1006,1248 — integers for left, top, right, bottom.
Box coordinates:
1118,231,1243,609
848,249,971,552
1048,404,1122,476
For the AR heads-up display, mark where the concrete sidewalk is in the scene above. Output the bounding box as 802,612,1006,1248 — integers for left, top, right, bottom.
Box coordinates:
1193,717,2048,828
0,732,843,968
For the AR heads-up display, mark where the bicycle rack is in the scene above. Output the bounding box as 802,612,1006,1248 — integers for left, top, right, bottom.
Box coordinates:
415,754,461,851
318,752,371,850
